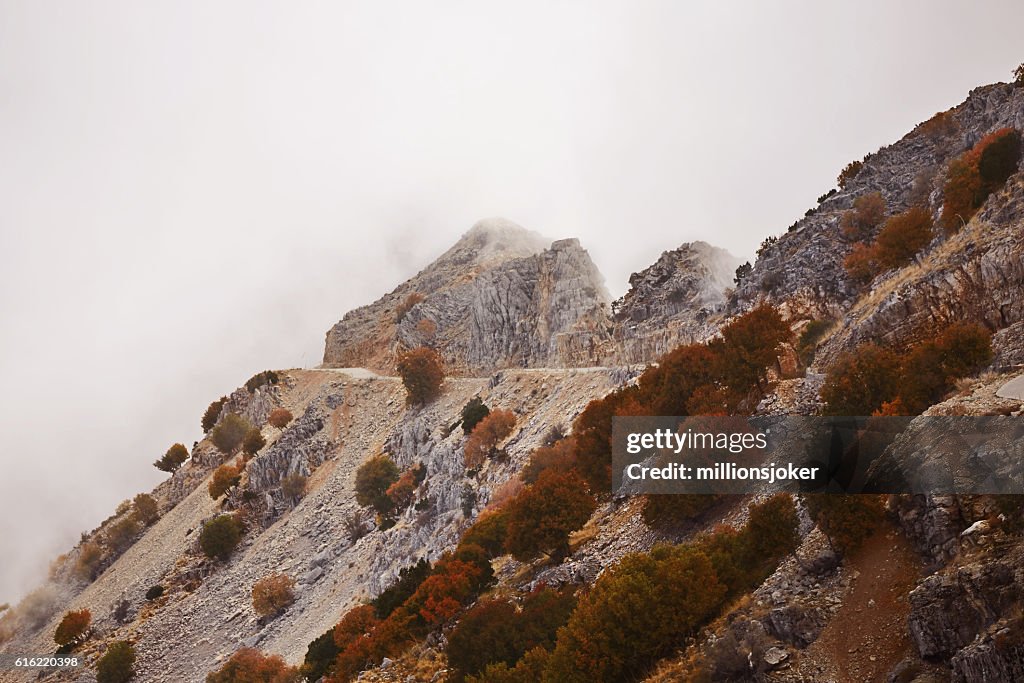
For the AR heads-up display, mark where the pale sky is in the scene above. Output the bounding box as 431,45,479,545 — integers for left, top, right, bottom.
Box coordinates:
1,0,1022,604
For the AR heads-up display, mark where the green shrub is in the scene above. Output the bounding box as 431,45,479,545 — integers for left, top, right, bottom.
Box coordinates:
211,413,252,454
300,628,339,682
979,128,1022,194
200,514,245,560
355,455,400,515
132,494,159,526
447,588,576,682
202,397,227,433
733,262,752,286
242,428,265,456
543,545,726,682
372,558,431,619
145,585,164,600
797,318,833,365
461,397,490,435
940,127,1021,233
96,641,135,683
461,511,508,558
154,443,189,472
245,370,280,393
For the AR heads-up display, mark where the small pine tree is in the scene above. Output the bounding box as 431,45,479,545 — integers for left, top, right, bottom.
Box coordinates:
202,397,227,433
355,455,400,515
200,514,245,560
461,397,490,434
132,493,159,526
154,443,189,472
211,413,252,454
242,428,265,456
209,462,242,500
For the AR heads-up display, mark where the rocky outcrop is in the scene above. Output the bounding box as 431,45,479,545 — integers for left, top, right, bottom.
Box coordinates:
909,549,1024,662
323,219,612,373
952,636,1024,682
736,83,1024,360
608,241,740,363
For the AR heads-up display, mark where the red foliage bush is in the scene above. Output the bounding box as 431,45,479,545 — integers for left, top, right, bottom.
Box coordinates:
54,609,91,647
840,192,887,240
821,343,901,416
503,470,596,561
838,159,864,188
209,461,242,500
940,127,1021,234
396,347,445,405
464,409,516,469
873,206,933,270
268,408,293,429
206,647,300,682
521,438,576,485
386,470,418,510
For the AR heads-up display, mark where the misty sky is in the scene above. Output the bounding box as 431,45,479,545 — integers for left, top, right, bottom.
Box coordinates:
1,1,1022,605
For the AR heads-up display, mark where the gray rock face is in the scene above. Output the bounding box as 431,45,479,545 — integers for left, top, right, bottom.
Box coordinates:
609,241,740,363
323,219,612,373
893,495,964,566
952,638,1024,683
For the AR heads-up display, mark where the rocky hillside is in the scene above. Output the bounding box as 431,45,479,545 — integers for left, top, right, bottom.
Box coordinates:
738,82,1024,367
0,367,621,683
2,75,1024,683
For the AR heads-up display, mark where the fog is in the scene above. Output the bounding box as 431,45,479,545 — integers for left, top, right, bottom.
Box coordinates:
1,0,1022,604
